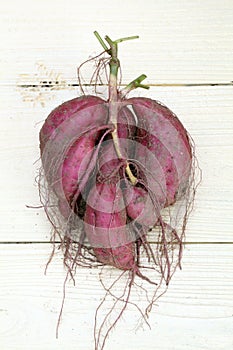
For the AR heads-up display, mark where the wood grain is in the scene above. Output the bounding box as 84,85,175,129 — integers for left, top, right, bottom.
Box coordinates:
1,0,233,84
0,244,232,350
0,86,232,243
0,0,233,349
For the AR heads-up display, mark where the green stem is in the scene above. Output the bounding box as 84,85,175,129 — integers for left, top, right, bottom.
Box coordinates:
120,74,149,97
93,31,109,51
115,35,139,43
94,32,138,185
104,36,119,119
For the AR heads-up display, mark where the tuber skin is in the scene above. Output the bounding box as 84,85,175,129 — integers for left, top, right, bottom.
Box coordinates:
39,95,105,153
39,32,199,350
39,34,193,271
130,97,192,204
84,140,137,271
124,183,158,228
84,181,136,270
56,129,101,220
40,100,110,203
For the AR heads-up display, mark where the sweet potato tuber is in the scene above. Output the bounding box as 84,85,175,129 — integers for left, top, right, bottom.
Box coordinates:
39,95,105,152
129,97,192,205
83,139,136,270
38,32,199,350
84,181,136,270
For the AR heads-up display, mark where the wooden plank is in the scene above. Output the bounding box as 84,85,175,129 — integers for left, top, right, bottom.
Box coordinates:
1,0,233,84
0,85,232,243
0,243,232,350
1,1,233,349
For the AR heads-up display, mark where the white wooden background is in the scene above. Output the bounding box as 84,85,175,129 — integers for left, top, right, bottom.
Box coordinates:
1,1,233,349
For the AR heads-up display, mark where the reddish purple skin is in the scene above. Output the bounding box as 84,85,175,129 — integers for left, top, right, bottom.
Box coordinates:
97,140,125,183
128,97,191,151
40,96,109,201
84,182,136,271
94,244,135,271
61,130,99,202
84,141,136,271
125,185,158,227
128,97,192,205
135,128,179,206
40,95,192,271
117,106,136,140
40,95,105,152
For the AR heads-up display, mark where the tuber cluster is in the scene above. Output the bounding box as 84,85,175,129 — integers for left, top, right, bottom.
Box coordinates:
39,32,199,350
